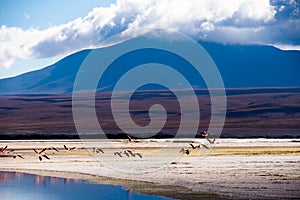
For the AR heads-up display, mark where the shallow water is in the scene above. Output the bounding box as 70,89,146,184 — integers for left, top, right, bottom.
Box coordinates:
0,171,172,200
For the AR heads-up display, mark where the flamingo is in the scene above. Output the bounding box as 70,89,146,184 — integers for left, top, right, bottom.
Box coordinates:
33,148,50,161
63,145,76,151
0,145,23,159
190,143,210,150
0,145,11,155
125,149,142,158
190,143,201,150
127,135,140,143
123,150,130,157
12,154,24,159
93,148,104,154
200,131,216,144
0,145,8,153
125,149,136,157
48,147,59,152
179,148,190,155
201,131,209,137
0,154,24,159
114,151,122,157
135,152,142,158
207,138,216,144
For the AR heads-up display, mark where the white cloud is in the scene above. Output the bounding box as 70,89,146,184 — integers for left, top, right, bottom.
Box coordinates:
0,0,299,69
274,44,300,50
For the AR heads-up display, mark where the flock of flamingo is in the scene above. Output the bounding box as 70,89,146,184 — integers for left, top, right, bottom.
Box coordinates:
0,145,24,159
0,131,215,161
179,131,216,155
0,143,143,161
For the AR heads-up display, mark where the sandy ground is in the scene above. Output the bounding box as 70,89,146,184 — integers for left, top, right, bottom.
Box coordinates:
0,139,300,200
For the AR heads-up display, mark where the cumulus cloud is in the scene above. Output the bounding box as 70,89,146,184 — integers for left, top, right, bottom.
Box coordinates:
0,0,299,68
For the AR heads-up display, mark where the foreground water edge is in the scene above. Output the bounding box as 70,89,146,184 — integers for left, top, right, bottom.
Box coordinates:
0,171,173,200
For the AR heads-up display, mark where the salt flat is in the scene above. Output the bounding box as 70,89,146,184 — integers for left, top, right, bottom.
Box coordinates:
1,139,300,199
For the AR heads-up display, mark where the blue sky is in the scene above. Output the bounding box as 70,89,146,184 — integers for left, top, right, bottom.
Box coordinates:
0,0,299,79
0,0,115,29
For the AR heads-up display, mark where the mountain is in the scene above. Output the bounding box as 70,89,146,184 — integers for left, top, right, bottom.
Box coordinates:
0,41,299,94
0,50,91,94
1,40,299,138
200,42,300,88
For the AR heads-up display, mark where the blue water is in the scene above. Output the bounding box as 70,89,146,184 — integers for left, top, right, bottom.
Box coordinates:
0,172,173,200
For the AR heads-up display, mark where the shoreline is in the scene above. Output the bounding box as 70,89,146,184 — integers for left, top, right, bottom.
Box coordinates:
0,168,225,200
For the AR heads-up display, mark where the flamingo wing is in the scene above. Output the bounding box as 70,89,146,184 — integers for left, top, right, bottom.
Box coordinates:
51,147,59,152
135,153,142,158
42,155,50,160
39,148,47,154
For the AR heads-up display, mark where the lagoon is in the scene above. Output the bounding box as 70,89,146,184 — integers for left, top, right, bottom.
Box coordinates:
0,171,172,200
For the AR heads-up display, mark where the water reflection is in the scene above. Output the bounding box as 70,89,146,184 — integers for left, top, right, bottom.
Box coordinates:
0,171,172,200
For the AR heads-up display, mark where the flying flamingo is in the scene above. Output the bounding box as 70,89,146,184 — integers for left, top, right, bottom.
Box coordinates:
123,150,130,157
48,147,59,152
190,143,210,150
0,153,24,159
33,148,50,161
93,148,104,154
125,149,135,157
134,152,142,158
127,135,141,143
12,154,24,159
0,145,24,159
125,149,142,158
200,131,216,144
114,151,122,157
179,148,190,155
190,143,200,150
63,145,76,151
0,145,8,153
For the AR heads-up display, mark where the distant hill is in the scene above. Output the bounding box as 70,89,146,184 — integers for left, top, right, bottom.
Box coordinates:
0,40,299,94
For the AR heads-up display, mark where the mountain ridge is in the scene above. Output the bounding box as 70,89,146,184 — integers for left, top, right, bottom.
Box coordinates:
1,41,299,94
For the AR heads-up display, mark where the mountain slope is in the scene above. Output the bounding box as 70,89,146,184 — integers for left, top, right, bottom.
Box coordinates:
0,50,91,94
201,42,300,88
0,41,299,94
